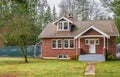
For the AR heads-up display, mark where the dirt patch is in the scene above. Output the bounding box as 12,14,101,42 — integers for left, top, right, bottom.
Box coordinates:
0,73,20,77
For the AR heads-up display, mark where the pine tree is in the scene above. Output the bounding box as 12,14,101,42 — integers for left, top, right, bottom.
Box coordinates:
52,5,57,21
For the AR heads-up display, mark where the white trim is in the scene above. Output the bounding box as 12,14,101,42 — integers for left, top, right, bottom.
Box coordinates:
53,16,73,24
57,21,70,31
78,38,80,48
52,39,62,49
103,37,106,48
85,38,99,45
41,36,74,38
74,26,110,39
81,35,105,37
76,39,78,55
43,57,58,59
107,38,108,50
64,39,75,49
57,54,69,59
43,57,70,59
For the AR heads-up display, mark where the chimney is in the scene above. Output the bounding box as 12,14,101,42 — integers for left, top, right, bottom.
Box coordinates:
68,14,74,21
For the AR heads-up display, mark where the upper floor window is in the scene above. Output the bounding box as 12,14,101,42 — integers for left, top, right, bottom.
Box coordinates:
57,21,69,31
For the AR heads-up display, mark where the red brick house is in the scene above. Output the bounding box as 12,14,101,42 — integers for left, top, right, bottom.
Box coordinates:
39,16,119,60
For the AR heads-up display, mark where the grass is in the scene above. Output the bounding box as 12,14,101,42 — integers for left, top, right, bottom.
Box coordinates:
96,61,120,77
0,58,87,77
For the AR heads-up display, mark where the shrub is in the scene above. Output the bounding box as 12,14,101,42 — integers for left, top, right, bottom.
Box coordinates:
107,54,116,61
70,55,78,60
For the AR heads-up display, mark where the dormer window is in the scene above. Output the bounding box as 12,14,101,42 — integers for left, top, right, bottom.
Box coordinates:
57,21,69,31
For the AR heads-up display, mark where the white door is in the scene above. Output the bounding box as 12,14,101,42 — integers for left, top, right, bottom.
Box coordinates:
89,44,96,53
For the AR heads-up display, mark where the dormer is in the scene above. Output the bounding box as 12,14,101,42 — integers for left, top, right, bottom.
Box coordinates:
53,17,73,32
57,20,70,31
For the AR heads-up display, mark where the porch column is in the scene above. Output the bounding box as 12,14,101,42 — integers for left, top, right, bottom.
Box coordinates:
78,38,80,48
103,37,106,49
103,37,106,56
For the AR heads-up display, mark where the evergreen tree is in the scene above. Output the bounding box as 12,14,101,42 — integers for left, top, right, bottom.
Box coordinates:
44,5,52,26
52,5,57,21
112,0,120,43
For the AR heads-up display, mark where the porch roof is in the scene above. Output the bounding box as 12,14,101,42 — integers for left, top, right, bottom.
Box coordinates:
74,26,110,39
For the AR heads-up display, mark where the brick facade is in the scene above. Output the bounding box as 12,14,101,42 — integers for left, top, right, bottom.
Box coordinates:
41,28,116,59
41,36,116,58
41,38,77,59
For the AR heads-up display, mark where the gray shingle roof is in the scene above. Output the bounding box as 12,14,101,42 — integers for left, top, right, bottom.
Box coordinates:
39,19,119,38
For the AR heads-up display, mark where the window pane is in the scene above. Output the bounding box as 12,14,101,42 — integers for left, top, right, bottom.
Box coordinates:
52,40,56,48
96,40,99,45
63,55,67,58
64,22,68,30
90,40,94,44
58,40,62,48
70,40,74,48
58,55,62,58
58,22,62,30
64,40,68,48
85,40,88,45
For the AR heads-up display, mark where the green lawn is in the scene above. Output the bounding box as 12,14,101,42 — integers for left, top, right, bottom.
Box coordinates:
96,61,120,77
0,58,87,77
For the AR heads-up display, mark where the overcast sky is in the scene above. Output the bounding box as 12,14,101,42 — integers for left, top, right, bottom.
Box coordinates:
47,0,61,15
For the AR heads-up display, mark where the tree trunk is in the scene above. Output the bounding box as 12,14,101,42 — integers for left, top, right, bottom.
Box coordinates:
20,46,28,63
24,54,28,63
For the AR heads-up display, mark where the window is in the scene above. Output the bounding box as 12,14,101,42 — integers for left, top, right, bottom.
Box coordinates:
64,40,69,48
64,22,68,30
64,39,74,49
52,39,62,49
58,22,62,30
96,40,99,45
90,40,94,44
57,21,69,31
58,40,62,48
52,40,56,48
58,54,68,59
85,40,88,45
85,39,99,45
70,40,74,48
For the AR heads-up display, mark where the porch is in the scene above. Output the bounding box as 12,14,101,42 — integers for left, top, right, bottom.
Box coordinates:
78,54,105,62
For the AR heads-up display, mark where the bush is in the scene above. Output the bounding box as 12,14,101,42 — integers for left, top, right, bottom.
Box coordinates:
70,55,78,60
107,54,116,61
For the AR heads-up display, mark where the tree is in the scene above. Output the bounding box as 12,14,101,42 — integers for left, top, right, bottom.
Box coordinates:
52,5,57,21
59,0,113,21
59,0,76,17
4,14,33,63
112,0,120,43
44,5,52,25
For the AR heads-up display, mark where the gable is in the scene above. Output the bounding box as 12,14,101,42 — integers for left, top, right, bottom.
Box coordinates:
53,17,73,25
82,29,101,35
74,26,110,39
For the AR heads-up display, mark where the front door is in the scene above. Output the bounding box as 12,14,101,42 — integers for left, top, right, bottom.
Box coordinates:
89,44,95,53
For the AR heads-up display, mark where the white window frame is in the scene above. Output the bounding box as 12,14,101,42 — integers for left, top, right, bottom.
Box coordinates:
52,39,62,49
85,39,99,45
57,21,69,31
64,39,75,49
57,54,69,59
